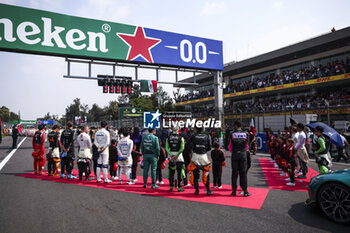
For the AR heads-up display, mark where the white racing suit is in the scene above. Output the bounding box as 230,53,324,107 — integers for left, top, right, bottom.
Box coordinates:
94,128,110,182
77,132,92,180
117,136,133,182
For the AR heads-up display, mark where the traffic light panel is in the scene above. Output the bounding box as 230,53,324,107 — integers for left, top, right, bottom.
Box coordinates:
97,76,132,94
127,81,132,94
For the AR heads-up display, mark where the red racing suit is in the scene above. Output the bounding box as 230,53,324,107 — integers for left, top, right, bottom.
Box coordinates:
32,130,46,172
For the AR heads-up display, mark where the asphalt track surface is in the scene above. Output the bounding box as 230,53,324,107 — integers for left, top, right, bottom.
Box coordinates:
0,136,350,233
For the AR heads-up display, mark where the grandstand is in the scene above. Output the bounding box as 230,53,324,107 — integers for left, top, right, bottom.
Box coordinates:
175,26,350,131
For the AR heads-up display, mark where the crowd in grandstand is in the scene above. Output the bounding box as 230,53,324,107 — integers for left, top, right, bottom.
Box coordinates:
190,88,350,117
175,58,350,103
225,88,350,113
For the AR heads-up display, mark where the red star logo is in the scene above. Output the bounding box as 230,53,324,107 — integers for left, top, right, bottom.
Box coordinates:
117,27,161,63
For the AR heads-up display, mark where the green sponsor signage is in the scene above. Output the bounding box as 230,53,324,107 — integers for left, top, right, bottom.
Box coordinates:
119,107,143,118
0,3,132,61
0,3,224,70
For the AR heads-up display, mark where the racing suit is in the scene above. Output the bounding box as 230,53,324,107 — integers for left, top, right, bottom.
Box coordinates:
286,145,296,183
60,128,76,176
313,135,331,174
32,130,46,174
117,136,133,183
166,133,185,190
47,131,61,175
140,133,160,186
229,129,249,194
94,128,110,182
189,133,212,194
77,132,92,180
211,148,225,187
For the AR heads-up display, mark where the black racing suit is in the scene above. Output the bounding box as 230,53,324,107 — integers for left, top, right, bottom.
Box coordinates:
211,149,225,187
60,128,75,175
230,129,249,193
191,133,212,192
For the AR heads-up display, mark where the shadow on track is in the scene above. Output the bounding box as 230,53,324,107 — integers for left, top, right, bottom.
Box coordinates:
288,202,349,233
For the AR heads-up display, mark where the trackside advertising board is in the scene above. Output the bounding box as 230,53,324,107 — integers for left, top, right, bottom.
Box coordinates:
0,3,223,70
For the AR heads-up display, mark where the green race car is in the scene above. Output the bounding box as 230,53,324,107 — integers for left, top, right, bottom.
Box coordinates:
306,169,350,224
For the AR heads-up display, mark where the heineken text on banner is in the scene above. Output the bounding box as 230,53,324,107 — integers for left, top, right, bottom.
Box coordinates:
0,3,223,70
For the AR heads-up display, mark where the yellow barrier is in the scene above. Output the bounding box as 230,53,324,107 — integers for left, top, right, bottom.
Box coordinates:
223,107,350,119
175,73,350,106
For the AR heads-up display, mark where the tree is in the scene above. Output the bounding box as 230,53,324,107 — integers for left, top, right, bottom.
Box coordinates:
104,100,119,120
80,104,89,117
65,98,84,122
88,104,104,122
130,96,154,111
0,106,10,122
161,99,175,112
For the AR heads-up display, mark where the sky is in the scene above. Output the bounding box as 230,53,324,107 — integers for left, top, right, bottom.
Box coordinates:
0,0,350,120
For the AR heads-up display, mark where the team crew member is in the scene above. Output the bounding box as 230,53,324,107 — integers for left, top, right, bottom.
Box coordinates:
131,127,142,151
183,128,194,186
285,139,296,186
266,129,275,162
0,118,2,144
90,127,98,178
335,130,350,163
12,125,19,149
117,130,134,185
140,128,160,189
211,142,226,189
313,126,332,174
60,121,76,179
229,121,251,197
277,136,287,176
109,139,119,181
32,124,46,175
131,127,142,180
295,123,309,179
77,125,93,181
94,121,111,183
189,126,213,195
166,126,185,192
156,141,166,185
131,144,142,181
47,125,61,176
